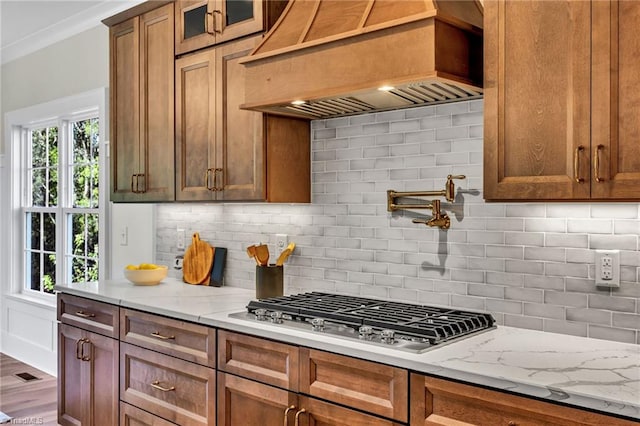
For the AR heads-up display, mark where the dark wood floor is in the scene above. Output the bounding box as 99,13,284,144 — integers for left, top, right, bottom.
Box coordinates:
0,353,58,425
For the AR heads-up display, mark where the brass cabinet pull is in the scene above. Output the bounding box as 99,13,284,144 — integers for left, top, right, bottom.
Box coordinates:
573,145,585,183
205,12,215,35
75,338,84,360
131,174,146,193
150,331,175,340
213,168,223,191
283,405,296,426
75,339,90,360
150,380,175,392
508,421,517,426
294,409,307,426
212,10,222,33
130,174,135,192
75,311,95,318
594,144,604,182
204,168,214,190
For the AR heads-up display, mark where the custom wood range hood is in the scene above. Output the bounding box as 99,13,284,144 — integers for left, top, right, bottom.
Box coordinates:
240,0,484,119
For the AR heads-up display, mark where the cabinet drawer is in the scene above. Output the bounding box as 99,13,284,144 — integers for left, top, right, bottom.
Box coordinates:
120,343,215,426
120,402,176,426
410,374,637,426
58,293,119,338
218,330,299,391
299,348,408,423
121,308,215,367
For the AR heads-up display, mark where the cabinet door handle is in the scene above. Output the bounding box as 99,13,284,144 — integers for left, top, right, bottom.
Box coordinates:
573,145,585,183
80,339,91,361
75,310,95,318
212,10,222,34
150,380,175,392
508,421,518,426
294,408,307,426
283,405,296,426
205,11,215,35
130,174,136,192
204,168,214,190
150,331,175,340
75,338,84,360
213,168,223,191
594,144,604,182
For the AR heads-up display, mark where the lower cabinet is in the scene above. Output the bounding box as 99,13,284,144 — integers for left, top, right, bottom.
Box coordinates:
120,343,216,426
120,402,177,426
217,372,402,426
410,374,638,426
58,323,119,426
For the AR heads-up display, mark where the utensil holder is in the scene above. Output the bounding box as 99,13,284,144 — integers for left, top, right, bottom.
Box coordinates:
256,265,283,299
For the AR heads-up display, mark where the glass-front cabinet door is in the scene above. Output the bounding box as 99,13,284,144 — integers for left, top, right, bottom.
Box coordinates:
175,0,264,55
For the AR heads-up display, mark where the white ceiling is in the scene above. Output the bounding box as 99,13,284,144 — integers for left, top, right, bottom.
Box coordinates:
0,0,145,64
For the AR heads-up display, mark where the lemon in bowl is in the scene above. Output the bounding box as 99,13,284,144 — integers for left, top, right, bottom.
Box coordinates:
123,263,168,286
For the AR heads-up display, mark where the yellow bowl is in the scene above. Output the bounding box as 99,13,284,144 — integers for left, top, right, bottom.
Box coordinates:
123,265,168,286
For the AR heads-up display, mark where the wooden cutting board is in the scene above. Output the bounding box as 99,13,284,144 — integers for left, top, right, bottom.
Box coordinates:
183,233,214,284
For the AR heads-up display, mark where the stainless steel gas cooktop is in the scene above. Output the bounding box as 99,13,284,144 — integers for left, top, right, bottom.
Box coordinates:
229,292,496,353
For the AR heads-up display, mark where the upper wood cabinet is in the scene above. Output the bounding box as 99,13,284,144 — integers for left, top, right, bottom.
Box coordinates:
109,3,175,202
484,0,640,201
175,0,288,55
176,34,310,202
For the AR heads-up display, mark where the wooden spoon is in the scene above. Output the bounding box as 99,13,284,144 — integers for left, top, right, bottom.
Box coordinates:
254,244,270,266
246,245,260,265
275,242,296,266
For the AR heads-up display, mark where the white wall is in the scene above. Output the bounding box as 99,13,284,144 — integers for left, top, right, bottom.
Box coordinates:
0,25,154,374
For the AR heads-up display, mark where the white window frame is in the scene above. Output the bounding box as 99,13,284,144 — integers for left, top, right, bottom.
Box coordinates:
3,88,110,304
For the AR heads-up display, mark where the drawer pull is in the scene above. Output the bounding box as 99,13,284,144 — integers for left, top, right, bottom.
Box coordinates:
294,409,307,426
75,311,95,318
573,145,584,183
150,331,175,340
283,405,296,426
150,381,175,392
75,338,84,359
594,144,604,182
80,339,91,361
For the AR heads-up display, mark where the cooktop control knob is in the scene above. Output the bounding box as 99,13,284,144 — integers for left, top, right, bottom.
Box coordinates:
311,318,325,331
254,308,268,321
358,325,374,340
270,311,283,324
380,329,395,344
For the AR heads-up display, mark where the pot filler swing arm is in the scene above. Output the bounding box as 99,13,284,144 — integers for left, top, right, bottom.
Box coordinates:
387,175,466,229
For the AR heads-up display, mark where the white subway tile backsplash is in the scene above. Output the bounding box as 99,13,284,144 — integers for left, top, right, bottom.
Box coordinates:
156,99,639,346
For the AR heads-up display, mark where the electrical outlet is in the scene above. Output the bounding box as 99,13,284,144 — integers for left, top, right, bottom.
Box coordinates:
176,228,186,250
275,234,288,257
174,255,184,270
595,249,620,287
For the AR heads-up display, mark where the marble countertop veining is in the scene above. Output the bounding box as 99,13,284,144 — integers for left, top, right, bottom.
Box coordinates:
55,278,640,420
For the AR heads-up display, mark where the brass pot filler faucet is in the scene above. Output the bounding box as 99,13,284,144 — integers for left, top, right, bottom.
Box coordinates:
387,175,466,229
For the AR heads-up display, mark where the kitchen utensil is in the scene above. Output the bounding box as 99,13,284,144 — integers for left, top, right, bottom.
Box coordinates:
255,265,283,299
275,242,295,266
254,244,269,266
246,245,260,265
183,233,214,284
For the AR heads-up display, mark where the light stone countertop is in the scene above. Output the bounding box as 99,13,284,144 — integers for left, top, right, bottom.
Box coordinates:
56,278,640,421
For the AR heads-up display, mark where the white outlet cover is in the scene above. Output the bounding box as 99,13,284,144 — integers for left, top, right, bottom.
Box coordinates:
595,249,620,288
275,234,288,256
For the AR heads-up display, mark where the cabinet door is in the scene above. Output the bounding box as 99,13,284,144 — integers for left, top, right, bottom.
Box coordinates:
110,4,174,203
484,1,591,200
217,372,297,426
137,4,175,201
58,324,119,426
175,49,217,201
58,324,86,426
591,0,640,199
110,17,140,202
215,35,265,200
175,0,265,55
298,396,402,426
215,0,264,45
120,402,176,426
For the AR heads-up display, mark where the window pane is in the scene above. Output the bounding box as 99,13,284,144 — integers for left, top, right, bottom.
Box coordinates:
43,213,56,252
28,212,41,250
72,257,85,283
86,214,99,259
43,254,56,294
31,129,46,168
28,251,40,291
73,165,91,207
32,169,46,206
86,258,98,282
48,167,58,207
72,118,99,208
226,0,253,26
